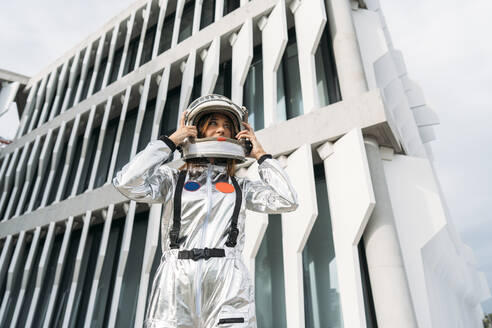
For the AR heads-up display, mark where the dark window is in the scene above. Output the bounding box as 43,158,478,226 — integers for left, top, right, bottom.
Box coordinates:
302,164,343,327
78,126,100,194
200,0,215,30
80,66,95,102
359,239,378,328
159,87,180,137
49,226,82,327
123,37,139,76
255,214,287,327
214,60,232,99
114,108,138,175
67,72,81,109
178,0,195,43
47,139,68,206
243,45,264,130
315,23,341,106
190,74,203,104
114,210,149,327
140,25,157,66
137,98,157,152
33,153,53,210
53,77,69,117
94,116,119,188
93,56,108,94
224,0,240,16
109,47,123,85
17,233,46,327
62,133,84,200
33,230,64,326
157,13,175,55
2,236,30,325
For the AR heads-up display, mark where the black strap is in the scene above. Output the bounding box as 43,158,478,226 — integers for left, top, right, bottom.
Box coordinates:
170,170,187,249
225,176,242,247
178,248,225,261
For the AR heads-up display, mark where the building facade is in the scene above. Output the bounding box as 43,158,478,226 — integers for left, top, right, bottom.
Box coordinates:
0,0,489,327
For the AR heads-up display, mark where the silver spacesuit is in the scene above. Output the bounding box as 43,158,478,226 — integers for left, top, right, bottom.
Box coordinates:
113,96,298,328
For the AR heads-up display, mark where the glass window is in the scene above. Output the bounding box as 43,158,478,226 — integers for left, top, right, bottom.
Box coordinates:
80,66,94,102
33,231,64,326
95,215,125,327
17,233,46,327
77,125,100,194
54,77,69,117
255,214,287,327
140,25,157,66
114,108,138,176
178,0,195,43
33,152,53,210
123,37,139,76
243,45,264,131
200,0,215,30
358,240,377,328
93,56,108,94
190,75,203,104
302,164,343,328
47,139,68,206
224,0,240,16
158,13,175,55
62,133,83,200
137,98,157,152
3,236,30,325
114,210,149,327
94,115,119,189
214,60,232,99
67,72,81,109
315,24,341,106
109,47,123,85
159,87,180,137
49,226,82,327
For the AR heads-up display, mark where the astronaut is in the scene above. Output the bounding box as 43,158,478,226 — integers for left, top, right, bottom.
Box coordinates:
113,94,298,328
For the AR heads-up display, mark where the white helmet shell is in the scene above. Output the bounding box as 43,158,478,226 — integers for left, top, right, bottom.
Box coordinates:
181,94,250,162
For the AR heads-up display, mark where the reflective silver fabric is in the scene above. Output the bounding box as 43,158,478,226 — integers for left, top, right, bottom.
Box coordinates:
113,140,298,328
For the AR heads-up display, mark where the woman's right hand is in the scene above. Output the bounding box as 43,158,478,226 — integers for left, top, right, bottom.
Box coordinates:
169,111,197,146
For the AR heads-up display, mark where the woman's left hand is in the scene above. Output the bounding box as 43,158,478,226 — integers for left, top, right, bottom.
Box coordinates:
235,122,267,160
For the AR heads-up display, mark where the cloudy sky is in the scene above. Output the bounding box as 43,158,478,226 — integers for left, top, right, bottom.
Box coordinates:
1,0,491,315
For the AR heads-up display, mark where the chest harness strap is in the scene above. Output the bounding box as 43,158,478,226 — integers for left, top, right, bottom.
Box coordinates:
169,170,243,258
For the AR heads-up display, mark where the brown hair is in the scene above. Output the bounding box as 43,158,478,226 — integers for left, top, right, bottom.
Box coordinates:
181,113,236,176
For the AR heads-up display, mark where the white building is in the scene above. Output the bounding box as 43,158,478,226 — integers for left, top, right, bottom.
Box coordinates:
0,0,489,327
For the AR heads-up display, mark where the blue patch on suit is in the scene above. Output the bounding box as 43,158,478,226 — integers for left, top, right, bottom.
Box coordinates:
184,181,201,191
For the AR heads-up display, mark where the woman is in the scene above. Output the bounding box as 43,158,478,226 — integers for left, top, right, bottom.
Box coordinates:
113,94,298,328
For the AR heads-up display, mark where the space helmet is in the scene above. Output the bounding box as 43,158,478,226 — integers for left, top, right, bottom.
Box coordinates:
181,94,251,162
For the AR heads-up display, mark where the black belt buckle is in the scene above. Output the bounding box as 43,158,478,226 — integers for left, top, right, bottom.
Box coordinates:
192,248,211,261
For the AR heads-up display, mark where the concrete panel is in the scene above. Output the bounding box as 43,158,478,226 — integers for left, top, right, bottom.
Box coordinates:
49,62,69,121
87,34,107,97
74,43,94,105
88,98,113,190
84,204,115,326
16,83,39,138
281,144,317,328
55,114,81,202
107,201,136,328
62,212,92,327
15,136,42,216
201,37,220,96
41,123,67,207
172,0,186,47
102,24,120,89
118,12,136,79
106,86,132,183
177,50,196,126
230,18,253,105
37,69,58,128
0,235,13,292
0,231,26,325
152,0,169,60
192,0,203,35
258,0,288,127
238,163,268,282
9,227,41,328
318,128,375,328
152,66,170,139
43,217,74,328
290,0,326,113
134,1,152,71
2,144,30,221
70,106,97,197
25,222,55,328
130,75,152,158
27,74,49,133
0,149,20,216
134,203,162,327
61,51,82,113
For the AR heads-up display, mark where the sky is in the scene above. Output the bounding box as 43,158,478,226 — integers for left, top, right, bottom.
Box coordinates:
0,0,491,316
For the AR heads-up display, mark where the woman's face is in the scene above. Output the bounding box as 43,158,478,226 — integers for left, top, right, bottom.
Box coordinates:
203,114,233,138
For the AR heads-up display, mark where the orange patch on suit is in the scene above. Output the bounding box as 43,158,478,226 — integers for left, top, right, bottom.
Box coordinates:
215,182,235,193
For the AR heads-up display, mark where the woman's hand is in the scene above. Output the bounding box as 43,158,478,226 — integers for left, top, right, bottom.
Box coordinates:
169,111,197,146
235,122,267,160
